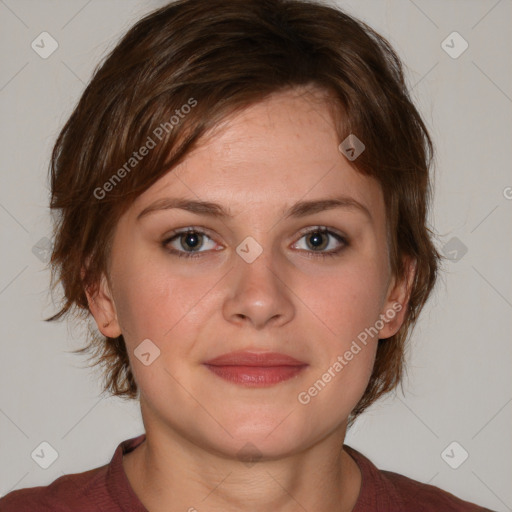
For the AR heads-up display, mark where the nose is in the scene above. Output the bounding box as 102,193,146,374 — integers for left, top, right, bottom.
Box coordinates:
222,246,295,330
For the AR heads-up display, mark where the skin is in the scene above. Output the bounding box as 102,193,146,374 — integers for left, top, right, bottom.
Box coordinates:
87,87,413,512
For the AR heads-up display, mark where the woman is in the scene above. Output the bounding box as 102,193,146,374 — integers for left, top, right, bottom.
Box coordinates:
0,0,496,510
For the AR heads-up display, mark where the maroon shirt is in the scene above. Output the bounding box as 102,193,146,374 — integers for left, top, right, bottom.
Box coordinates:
0,433,495,511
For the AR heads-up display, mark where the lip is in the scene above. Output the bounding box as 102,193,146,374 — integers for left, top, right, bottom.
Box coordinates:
203,351,308,387
204,351,306,366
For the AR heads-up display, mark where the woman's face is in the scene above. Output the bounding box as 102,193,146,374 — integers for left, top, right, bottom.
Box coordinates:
90,88,408,458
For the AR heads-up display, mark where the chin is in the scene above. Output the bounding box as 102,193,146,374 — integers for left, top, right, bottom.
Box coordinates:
201,413,324,461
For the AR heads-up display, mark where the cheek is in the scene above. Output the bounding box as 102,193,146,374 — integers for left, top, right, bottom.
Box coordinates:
297,259,386,394
111,249,218,347
110,250,180,341
110,259,211,393
304,261,388,343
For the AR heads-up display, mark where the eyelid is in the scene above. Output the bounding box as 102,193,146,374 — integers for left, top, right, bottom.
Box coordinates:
294,224,347,240
162,225,218,242
162,226,220,247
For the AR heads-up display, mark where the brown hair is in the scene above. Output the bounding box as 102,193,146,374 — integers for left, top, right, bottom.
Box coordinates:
46,0,439,426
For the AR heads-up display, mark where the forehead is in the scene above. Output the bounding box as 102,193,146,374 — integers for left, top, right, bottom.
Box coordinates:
129,89,384,222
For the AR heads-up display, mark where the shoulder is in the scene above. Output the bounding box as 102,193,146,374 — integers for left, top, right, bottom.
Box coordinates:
344,445,495,512
380,468,495,511
0,434,146,512
0,465,108,512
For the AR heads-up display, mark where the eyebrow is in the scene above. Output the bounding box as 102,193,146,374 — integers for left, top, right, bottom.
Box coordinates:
136,195,372,221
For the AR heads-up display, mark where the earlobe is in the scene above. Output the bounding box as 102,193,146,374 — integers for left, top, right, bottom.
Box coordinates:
378,258,416,339
83,267,122,338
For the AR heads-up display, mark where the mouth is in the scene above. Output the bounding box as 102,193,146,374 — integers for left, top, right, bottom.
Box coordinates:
203,351,308,387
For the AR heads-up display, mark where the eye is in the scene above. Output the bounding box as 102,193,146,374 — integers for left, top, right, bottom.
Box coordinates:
162,228,220,259
161,226,348,260
292,227,348,258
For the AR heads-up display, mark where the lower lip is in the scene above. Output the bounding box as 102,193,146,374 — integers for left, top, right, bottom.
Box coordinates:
204,364,307,387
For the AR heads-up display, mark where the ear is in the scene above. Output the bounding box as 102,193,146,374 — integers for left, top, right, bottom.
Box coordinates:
82,263,122,338
377,257,416,340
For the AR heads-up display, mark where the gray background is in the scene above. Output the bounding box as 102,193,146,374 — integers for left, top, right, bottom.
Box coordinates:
0,0,511,510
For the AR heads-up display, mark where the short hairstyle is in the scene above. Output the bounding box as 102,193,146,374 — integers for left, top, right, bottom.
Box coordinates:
46,0,440,426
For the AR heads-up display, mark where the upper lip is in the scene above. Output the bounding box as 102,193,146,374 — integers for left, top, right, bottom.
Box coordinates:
204,351,307,367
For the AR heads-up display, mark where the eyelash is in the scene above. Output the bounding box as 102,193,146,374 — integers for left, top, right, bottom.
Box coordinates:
161,226,349,260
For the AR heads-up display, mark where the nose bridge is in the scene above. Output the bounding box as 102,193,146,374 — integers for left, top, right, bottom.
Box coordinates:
235,234,282,299
223,234,294,328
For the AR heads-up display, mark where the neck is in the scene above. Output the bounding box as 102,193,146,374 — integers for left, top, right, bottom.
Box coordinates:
123,420,361,512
